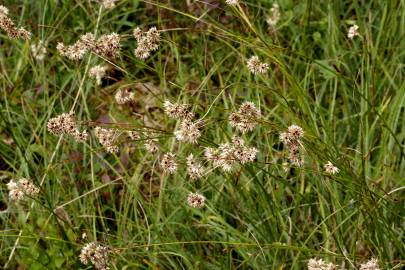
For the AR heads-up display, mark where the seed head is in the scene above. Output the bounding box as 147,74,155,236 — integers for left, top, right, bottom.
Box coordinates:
133,26,160,60
0,6,31,40
99,0,117,9
163,100,194,120
307,258,336,270
187,192,205,208
359,258,380,270
94,127,119,153
229,101,261,133
31,41,47,61
161,153,178,174
144,139,158,153
115,88,135,105
225,0,239,6
267,3,280,26
47,112,88,143
247,56,269,74
89,65,108,85
79,242,110,270
7,178,39,201
324,161,339,175
186,154,204,180
174,119,201,144
348,24,359,39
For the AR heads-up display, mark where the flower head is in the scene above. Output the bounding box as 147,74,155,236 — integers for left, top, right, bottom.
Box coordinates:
133,26,160,59
267,3,280,26
163,100,194,120
186,154,204,180
348,24,359,39
79,242,110,270
161,153,178,174
187,192,205,208
359,258,380,270
144,139,158,153
31,41,47,61
100,0,118,9
7,178,39,201
324,161,339,175
307,258,336,270
0,6,31,40
174,119,201,144
225,0,239,6
115,88,135,105
94,127,119,153
89,65,108,85
47,112,88,142
247,56,269,74
229,101,261,133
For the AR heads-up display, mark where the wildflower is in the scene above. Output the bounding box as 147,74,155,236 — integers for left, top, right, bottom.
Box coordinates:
7,178,39,201
99,0,117,9
144,139,158,153
324,161,339,175
187,192,205,208
89,65,108,85
161,153,178,174
247,56,269,74
47,112,89,142
94,127,119,153
174,119,201,143
163,100,194,120
279,124,304,166
359,258,380,270
0,5,31,40
31,41,47,61
186,154,204,180
205,136,258,171
58,32,120,60
307,258,336,270
229,101,261,133
133,26,160,59
79,242,110,270
348,24,359,39
127,131,140,140
267,3,280,26
115,88,135,105
225,0,239,6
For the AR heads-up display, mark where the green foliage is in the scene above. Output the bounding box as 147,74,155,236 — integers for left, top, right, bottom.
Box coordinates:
0,0,404,269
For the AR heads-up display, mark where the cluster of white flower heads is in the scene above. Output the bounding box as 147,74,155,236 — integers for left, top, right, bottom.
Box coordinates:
359,258,380,270
267,3,281,26
94,127,119,153
225,0,239,6
99,0,118,9
324,161,339,175
279,124,304,166
307,258,336,270
133,26,160,59
161,152,178,174
163,100,194,120
79,242,110,270
229,101,261,133
187,192,205,208
89,65,108,85
247,56,269,74
205,136,258,171
174,119,201,144
57,32,120,60
0,5,31,40
7,178,39,201
186,154,204,180
31,41,47,61
115,88,135,105
47,112,89,142
348,24,359,39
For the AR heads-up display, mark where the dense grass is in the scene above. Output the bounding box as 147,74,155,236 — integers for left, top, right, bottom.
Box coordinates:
0,0,404,269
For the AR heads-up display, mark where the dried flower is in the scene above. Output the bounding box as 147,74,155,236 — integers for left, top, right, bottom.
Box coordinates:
359,258,380,270
174,119,201,143
89,65,108,85
161,152,178,174
163,100,194,120
324,161,339,175
7,178,39,201
279,124,304,166
187,192,205,208
0,5,31,40
47,112,88,142
229,101,261,133
267,3,280,26
205,136,258,171
94,127,119,153
115,88,135,105
99,0,117,9
133,26,160,59
348,24,359,39
58,32,120,60
247,56,269,74
31,41,47,61
307,258,336,270
186,154,204,180
225,0,239,6
79,242,110,270
144,139,158,153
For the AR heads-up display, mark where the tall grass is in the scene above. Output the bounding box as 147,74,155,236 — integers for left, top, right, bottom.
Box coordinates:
0,0,404,269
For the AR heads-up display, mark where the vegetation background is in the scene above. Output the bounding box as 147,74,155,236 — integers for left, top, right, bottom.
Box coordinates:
0,0,404,269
